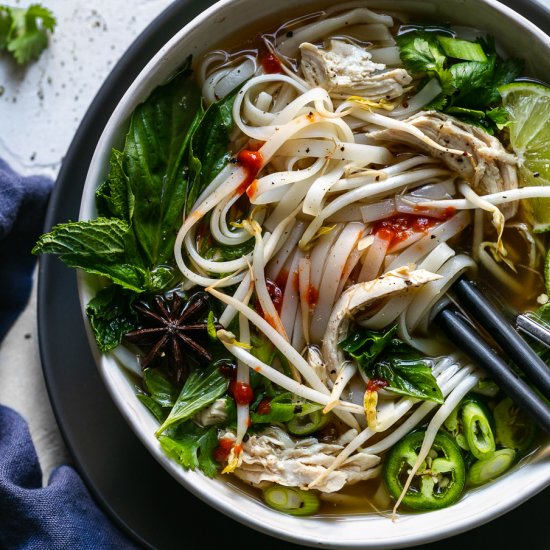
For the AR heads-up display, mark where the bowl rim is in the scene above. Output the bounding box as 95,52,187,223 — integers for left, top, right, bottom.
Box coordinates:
77,1,550,548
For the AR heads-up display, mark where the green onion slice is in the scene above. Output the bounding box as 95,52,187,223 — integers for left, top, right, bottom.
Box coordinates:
262,485,320,516
468,448,516,486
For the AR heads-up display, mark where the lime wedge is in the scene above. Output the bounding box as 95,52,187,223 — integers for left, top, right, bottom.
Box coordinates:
499,82,550,232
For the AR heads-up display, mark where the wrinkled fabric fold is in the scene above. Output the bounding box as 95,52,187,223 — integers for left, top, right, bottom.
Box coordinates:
0,159,137,549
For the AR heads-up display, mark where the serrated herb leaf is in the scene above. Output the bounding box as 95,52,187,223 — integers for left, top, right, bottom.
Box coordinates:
159,423,219,477
33,218,147,292
396,32,446,75
0,3,56,64
85,286,137,351
396,27,523,133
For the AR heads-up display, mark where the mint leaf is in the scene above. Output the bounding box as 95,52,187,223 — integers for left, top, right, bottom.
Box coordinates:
96,149,134,222
156,365,229,435
2,3,56,64
85,286,137,351
32,218,147,292
159,423,219,477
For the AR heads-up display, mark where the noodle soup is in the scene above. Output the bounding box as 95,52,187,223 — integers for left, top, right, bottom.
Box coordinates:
35,0,550,525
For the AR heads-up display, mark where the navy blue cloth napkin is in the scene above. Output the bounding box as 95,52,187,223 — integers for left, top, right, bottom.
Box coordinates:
0,159,137,549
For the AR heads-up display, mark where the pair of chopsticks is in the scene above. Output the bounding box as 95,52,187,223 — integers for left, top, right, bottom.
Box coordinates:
435,276,550,434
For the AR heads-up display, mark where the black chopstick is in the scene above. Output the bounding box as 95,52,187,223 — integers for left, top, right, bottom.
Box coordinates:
435,307,550,434
452,276,550,402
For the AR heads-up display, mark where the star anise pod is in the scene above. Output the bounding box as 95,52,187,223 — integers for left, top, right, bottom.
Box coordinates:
125,291,219,385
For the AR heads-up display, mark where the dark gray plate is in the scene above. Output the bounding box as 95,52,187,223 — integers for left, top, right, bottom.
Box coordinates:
37,1,550,548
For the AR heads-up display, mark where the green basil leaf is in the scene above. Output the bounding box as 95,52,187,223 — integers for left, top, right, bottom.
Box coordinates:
136,394,166,422
186,89,237,213
374,358,444,403
156,365,229,435
339,324,398,369
143,368,178,408
124,61,202,266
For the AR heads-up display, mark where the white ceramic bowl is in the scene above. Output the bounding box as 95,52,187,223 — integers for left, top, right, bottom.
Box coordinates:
78,1,550,547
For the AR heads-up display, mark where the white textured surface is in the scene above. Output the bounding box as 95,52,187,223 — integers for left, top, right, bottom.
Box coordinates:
0,0,173,480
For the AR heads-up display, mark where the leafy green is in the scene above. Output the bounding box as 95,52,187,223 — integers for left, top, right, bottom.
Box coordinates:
397,32,446,75
34,62,208,350
371,358,444,403
207,311,218,341
186,89,237,213
396,28,522,133
85,286,137,352
340,324,443,403
159,423,219,477
123,67,202,266
136,394,165,422
95,150,134,222
0,3,56,65
33,218,147,292
156,364,229,435
143,368,178,408
339,324,398,370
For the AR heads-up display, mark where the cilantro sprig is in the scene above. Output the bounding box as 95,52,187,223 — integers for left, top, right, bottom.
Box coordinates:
396,28,523,133
0,3,55,64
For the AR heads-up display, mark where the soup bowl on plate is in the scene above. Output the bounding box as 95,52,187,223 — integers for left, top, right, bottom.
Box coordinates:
76,0,550,547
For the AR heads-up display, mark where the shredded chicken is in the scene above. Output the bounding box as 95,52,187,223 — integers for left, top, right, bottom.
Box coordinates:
194,398,227,427
223,427,380,493
299,39,411,99
371,111,519,218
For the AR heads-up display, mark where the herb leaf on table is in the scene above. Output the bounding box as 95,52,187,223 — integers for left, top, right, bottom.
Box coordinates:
0,3,56,65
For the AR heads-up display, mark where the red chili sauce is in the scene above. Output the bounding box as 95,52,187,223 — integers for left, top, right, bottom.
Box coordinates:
213,437,234,462
367,378,389,392
373,213,446,249
306,284,319,309
261,52,283,74
236,149,264,195
256,398,272,415
229,380,255,405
